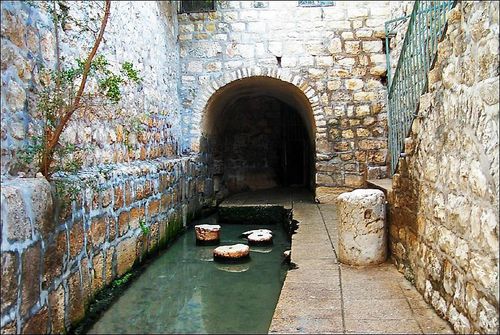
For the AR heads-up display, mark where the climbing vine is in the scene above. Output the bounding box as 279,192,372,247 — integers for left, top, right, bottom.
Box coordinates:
17,1,142,180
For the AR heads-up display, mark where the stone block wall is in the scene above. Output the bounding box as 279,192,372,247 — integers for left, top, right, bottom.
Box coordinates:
1,156,209,333
388,1,499,333
1,1,183,176
177,1,392,201
1,1,213,333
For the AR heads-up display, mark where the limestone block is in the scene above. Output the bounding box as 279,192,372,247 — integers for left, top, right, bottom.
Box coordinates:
356,29,373,38
22,306,49,334
1,252,18,315
327,38,342,54
116,237,137,276
195,224,221,244
5,80,26,112
362,40,383,53
21,242,41,316
346,78,364,90
337,189,387,265
347,7,369,18
345,41,360,54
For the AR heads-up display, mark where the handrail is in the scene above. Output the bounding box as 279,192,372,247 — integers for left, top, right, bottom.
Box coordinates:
384,1,456,174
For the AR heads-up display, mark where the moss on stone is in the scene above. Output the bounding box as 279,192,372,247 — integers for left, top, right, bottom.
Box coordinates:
69,208,207,334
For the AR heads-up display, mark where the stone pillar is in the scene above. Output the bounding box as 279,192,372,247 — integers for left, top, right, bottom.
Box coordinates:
337,189,387,266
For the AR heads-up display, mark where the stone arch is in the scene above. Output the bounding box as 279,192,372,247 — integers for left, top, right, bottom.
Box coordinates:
188,66,325,152
190,66,325,195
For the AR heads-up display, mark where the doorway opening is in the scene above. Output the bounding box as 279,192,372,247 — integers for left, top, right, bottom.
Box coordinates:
201,76,316,199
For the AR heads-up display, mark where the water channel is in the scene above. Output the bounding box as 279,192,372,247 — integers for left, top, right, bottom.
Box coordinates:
88,222,290,334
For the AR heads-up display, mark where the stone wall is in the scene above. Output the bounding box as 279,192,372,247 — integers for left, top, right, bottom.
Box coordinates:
1,1,213,333
2,158,206,333
388,1,499,333
1,157,209,333
177,0,392,201
1,1,183,176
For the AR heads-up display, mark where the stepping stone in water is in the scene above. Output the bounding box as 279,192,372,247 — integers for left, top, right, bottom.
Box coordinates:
247,232,273,246
240,228,273,237
213,244,250,262
195,224,221,245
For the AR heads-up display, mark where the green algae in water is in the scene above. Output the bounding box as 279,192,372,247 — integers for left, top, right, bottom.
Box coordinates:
87,224,290,334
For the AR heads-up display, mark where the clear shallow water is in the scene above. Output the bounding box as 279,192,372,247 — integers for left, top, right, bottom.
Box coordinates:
88,223,290,334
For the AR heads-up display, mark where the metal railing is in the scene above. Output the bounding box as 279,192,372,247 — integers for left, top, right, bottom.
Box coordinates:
385,1,455,174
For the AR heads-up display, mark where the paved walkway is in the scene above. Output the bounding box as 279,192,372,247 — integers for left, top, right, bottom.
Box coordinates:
222,188,454,334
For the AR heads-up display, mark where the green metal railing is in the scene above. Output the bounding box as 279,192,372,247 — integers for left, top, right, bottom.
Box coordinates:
385,1,455,174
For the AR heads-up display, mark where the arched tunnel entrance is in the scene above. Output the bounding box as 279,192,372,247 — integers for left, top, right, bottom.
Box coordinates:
200,76,316,199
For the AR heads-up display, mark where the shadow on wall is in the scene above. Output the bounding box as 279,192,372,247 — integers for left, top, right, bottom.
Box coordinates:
200,76,316,198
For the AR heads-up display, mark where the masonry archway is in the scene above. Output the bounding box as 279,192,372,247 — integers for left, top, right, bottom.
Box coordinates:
196,70,322,199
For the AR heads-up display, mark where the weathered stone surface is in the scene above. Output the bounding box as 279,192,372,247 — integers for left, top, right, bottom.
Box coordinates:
43,231,66,289
21,178,54,239
68,271,85,324
69,219,84,259
0,321,16,334
116,237,137,276
89,215,107,249
92,252,104,293
1,252,18,315
104,247,115,285
337,189,386,266
213,244,250,260
315,186,352,204
22,306,49,334
1,185,31,241
194,224,221,242
2,1,495,333
48,284,65,334
247,231,273,245
21,242,41,316
241,229,273,237
388,2,499,333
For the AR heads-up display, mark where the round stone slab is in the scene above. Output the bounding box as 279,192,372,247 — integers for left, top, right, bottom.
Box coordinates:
247,232,273,246
195,224,221,244
213,244,250,261
241,229,273,237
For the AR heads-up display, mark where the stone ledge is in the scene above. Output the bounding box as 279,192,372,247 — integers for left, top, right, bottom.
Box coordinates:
49,155,201,182
366,178,392,195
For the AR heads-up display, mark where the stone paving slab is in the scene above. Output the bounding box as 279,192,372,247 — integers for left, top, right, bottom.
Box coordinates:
220,188,454,334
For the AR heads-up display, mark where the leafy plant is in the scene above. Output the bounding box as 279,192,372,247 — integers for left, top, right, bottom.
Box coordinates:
139,219,150,236
112,273,133,288
16,1,142,180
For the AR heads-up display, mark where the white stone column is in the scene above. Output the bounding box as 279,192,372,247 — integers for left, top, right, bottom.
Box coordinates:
337,189,387,265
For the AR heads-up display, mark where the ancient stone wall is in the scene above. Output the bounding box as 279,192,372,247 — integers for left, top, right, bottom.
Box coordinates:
1,1,184,175
177,0,392,201
388,1,499,333
1,1,212,333
1,157,208,333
